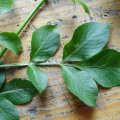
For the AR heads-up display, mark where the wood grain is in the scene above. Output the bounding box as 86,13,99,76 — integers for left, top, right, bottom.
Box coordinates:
0,0,120,120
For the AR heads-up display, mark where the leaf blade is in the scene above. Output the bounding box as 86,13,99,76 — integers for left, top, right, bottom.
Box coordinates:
0,0,14,14
30,25,60,62
63,22,110,62
78,1,90,14
27,64,48,93
76,49,120,88
0,32,23,54
0,78,38,104
0,97,19,120
61,65,98,107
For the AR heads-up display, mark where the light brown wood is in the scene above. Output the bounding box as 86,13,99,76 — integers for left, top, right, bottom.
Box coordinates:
0,0,120,120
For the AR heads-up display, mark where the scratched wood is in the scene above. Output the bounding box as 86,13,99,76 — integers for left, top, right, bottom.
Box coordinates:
0,0,120,120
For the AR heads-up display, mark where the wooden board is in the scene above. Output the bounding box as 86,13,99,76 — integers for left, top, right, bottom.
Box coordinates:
0,0,120,119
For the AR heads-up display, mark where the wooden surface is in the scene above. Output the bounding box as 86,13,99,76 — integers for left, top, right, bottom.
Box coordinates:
0,0,120,120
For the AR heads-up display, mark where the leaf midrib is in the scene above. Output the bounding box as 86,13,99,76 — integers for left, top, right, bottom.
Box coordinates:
0,88,29,95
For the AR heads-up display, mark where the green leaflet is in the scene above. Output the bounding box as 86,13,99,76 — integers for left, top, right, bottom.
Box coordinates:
61,65,98,107
0,62,5,88
0,0,14,14
0,78,38,104
71,0,90,14
0,32,23,54
27,64,48,93
78,0,90,14
76,49,120,88
63,22,110,62
30,25,60,62
0,97,19,120
71,0,76,3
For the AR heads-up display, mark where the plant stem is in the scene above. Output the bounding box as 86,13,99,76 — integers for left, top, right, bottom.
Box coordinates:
0,62,61,68
16,0,46,34
0,0,46,59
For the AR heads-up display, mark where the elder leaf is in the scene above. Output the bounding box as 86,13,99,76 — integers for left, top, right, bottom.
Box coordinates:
78,0,90,14
61,65,98,107
0,78,38,104
0,97,19,120
0,0,14,14
71,0,90,13
27,64,48,93
76,49,120,88
30,25,60,62
63,22,110,62
0,32,23,54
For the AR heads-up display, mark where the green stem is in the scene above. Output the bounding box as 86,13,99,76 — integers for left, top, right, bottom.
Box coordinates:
0,62,61,68
0,0,46,59
16,0,46,34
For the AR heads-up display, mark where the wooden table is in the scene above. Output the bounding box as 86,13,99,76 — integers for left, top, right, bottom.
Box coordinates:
0,0,120,120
